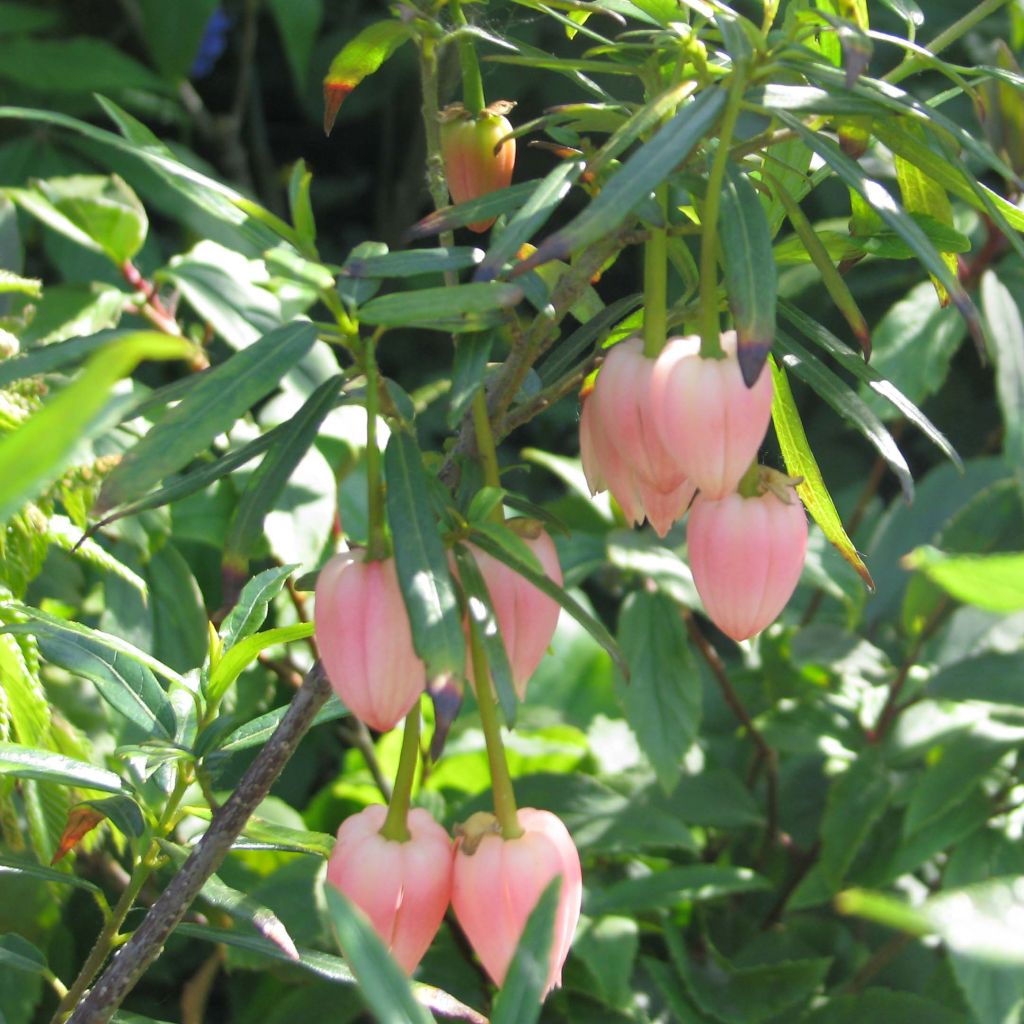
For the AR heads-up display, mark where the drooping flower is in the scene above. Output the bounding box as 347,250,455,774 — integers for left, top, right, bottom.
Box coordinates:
451,809,582,995
441,102,516,232
686,471,808,641
314,549,426,732
326,805,452,974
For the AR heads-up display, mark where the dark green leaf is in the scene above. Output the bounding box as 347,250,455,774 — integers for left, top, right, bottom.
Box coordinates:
491,877,561,1024
0,933,47,975
800,990,966,1024
981,272,1024,475
384,431,465,679
135,0,219,79
0,853,102,895
78,795,145,839
97,321,317,512
0,743,122,794
357,283,523,332
448,332,493,430
927,652,1024,706
614,590,699,794
517,87,727,271
215,694,348,754
719,160,776,386
406,181,541,239
323,886,433,1024
588,865,769,917
343,247,484,279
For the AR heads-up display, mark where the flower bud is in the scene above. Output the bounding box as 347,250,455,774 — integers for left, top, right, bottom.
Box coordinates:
452,809,582,995
650,331,773,500
579,338,695,537
687,475,808,641
441,102,516,232
326,805,452,974
314,550,426,732
463,524,562,698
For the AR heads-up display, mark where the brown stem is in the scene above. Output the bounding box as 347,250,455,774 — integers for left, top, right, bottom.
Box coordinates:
837,933,912,994
684,611,779,856
66,664,331,1024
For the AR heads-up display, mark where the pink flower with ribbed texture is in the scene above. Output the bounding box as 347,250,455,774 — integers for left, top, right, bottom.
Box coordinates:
463,525,562,698
326,805,452,974
451,809,582,995
650,331,773,499
579,338,695,537
314,550,426,732
687,482,808,641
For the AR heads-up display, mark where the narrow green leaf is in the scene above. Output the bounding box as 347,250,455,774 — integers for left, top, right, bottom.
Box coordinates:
384,431,465,679
357,283,523,332
475,160,585,281
0,853,102,895
219,564,301,650
215,694,348,753
97,321,317,512
0,267,41,297
0,332,192,522
3,609,180,738
323,886,434,1024
516,87,728,272
769,356,874,590
980,272,1024,476
588,865,769,916
614,590,699,794
490,877,561,1024
902,546,1024,613
206,623,316,705
468,524,627,676
406,181,541,239
448,332,493,430
0,933,47,975
322,20,411,135
453,544,518,726
343,247,484,279
719,160,776,386
775,330,913,500
776,111,985,354
0,743,122,793
778,301,960,470
223,375,343,567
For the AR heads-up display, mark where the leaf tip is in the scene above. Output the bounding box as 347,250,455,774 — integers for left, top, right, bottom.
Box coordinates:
323,80,354,137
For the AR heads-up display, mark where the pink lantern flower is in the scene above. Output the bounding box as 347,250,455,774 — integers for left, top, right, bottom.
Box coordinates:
687,470,808,641
451,808,582,996
579,338,696,537
326,804,453,974
650,331,773,499
462,523,562,698
314,549,426,732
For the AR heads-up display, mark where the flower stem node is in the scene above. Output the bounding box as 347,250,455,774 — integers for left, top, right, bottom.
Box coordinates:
326,805,453,975
452,808,582,996
314,549,427,733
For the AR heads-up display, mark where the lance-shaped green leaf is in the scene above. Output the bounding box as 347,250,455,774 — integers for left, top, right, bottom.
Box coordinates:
775,331,913,501
384,431,465,679
343,247,485,279
475,160,585,281
769,179,870,358
490,877,561,1024
980,272,1024,476
776,111,986,356
515,87,728,273
0,743,123,794
453,543,518,726
893,122,958,305
0,332,192,523
323,886,433,1024
0,853,103,896
468,523,627,677
902,546,1024,613
448,331,493,429
0,934,48,975
719,160,776,386
769,356,874,590
213,694,348,754
2,608,181,737
219,564,300,650
405,181,540,239
357,282,523,333
778,301,960,469
97,321,316,512
223,375,343,569
323,20,412,135
614,590,699,794
206,623,316,705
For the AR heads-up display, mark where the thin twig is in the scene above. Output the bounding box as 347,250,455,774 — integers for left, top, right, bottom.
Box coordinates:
684,611,779,855
837,933,912,994
67,664,332,1024
338,719,394,803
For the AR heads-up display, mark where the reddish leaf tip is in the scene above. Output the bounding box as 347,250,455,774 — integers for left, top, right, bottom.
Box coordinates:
323,80,354,137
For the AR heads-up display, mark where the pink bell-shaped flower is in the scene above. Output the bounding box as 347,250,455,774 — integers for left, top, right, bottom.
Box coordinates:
687,472,808,641
314,549,426,732
579,339,696,537
650,331,773,499
451,808,582,995
326,804,453,974
462,523,562,698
